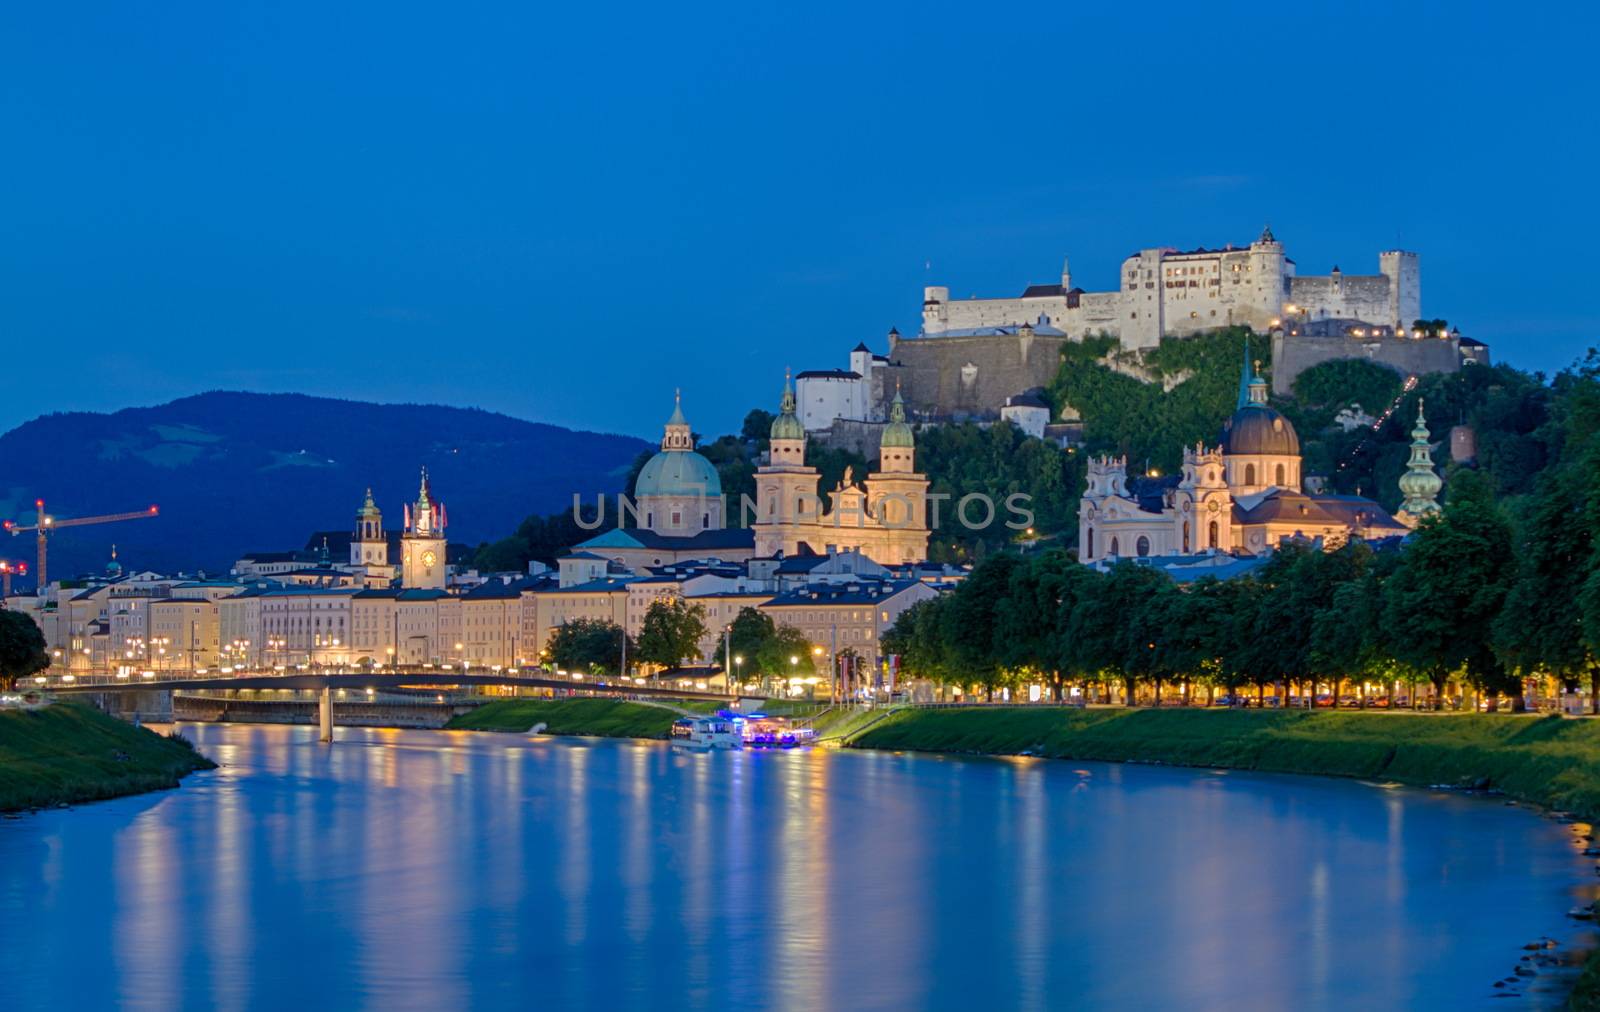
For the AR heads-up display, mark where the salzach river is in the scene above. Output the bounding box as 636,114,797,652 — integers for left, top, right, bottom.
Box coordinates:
0,723,1593,1010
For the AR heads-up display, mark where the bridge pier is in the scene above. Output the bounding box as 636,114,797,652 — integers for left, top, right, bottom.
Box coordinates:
318,686,333,743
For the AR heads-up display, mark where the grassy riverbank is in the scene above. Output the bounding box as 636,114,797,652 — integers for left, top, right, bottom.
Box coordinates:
849,707,1600,820
444,699,681,738
0,702,215,813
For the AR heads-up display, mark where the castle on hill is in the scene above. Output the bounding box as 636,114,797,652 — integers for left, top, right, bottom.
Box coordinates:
923,226,1417,350
793,227,1481,437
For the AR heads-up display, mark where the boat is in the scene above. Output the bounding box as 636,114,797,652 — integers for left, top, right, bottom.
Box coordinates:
669,716,743,750
740,714,815,749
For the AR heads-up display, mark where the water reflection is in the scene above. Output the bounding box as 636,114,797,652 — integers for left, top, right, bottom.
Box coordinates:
0,723,1591,1011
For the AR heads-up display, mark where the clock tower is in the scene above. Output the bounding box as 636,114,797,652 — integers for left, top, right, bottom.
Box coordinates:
401,468,448,589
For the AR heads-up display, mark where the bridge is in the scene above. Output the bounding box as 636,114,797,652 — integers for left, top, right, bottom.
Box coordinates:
47,670,737,741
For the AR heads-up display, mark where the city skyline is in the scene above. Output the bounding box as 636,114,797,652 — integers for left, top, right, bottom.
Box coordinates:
5,1,1598,440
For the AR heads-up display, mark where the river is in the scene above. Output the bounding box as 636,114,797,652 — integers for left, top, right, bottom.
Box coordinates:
0,723,1593,1010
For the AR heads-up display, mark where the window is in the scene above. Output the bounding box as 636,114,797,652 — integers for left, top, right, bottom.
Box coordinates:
1136,536,1150,557
1087,527,1095,558
1275,463,1286,486
1109,536,1120,557
1182,522,1190,553
1245,463,1256,486
1208,520,1219,548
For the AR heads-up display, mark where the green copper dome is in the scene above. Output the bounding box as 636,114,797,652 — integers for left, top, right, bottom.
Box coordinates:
881,389,914,448
357,488,382,518
637,392,722,497
635,448,722,498
770,370,806,442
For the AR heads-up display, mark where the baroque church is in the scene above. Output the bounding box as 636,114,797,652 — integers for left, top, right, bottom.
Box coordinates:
1078,350,1414,563
574,378,932,570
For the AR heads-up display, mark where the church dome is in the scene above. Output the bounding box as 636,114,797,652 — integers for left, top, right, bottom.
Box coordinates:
636,448,722,498
1221,348,1299,456
1220,405,1300,456
881,389,914,448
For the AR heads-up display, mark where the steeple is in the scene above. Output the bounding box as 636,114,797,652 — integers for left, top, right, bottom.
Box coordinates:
661,389,694,451
770,368,805,443
881,383,914,449
1061,256,1072,290
1397,398,1443,527
1246,360,1268,405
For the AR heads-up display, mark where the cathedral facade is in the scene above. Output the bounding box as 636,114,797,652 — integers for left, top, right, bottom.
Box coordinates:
752,373,930,564
1078,353,1413,563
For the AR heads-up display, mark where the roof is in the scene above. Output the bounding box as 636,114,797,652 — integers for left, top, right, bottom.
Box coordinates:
1020,283,1065,298
575,527,756,552
1004,392,1050,409
763,578,927,607
635,447,722,499
1128,474,1182,515
561,551,608,561
925,320,1069,337
530,576,638,595
1231,489,1408,534
852,342,872,352
795,369,862,381
1220,405,1301,456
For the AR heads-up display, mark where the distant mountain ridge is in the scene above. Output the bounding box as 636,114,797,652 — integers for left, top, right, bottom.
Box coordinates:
0,391,649,584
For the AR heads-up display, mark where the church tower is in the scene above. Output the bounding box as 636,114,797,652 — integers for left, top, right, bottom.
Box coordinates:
1397,399,1443,527
400,468,448,589
753,369,821,556
351,489,387,567
865,387,930,561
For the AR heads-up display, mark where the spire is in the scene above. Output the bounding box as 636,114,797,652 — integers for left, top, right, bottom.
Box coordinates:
1397,398,1443,526
661,389,693,450
1248,360,1268,405
770,367,805,443
881,380,915,449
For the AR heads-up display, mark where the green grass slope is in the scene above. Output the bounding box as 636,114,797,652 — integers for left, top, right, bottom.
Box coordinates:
444,698,681,738
850,708,1600,819
0,702,215,812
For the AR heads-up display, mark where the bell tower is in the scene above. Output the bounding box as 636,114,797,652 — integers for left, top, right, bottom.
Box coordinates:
400,468,448,589
351,488,387,567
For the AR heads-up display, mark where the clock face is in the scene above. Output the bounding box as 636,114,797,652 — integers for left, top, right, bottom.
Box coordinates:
421,550,437,568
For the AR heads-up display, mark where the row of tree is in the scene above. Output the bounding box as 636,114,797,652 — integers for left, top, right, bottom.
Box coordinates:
885,349,1600,710
541,598,819,687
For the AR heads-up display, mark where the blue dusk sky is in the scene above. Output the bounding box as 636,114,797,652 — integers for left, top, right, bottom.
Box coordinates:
3,1,1596,441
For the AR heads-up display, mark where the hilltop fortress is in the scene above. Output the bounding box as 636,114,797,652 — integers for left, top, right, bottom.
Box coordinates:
796,228,1481,439
921,226,1417,349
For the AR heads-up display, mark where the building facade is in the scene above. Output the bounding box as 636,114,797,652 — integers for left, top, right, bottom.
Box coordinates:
1078,352,1411,563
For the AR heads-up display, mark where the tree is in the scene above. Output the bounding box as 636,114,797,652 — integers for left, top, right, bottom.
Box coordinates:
757,624,816,691
635,598,709,672
941,554,1024,700
1384,469,1518,709
0,609,49,691
546,618,631,676
728,607,777,675
997,549,1084,701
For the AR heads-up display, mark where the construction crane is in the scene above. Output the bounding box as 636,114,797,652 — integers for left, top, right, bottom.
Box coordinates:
3,499,160,590
0,559,25,597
